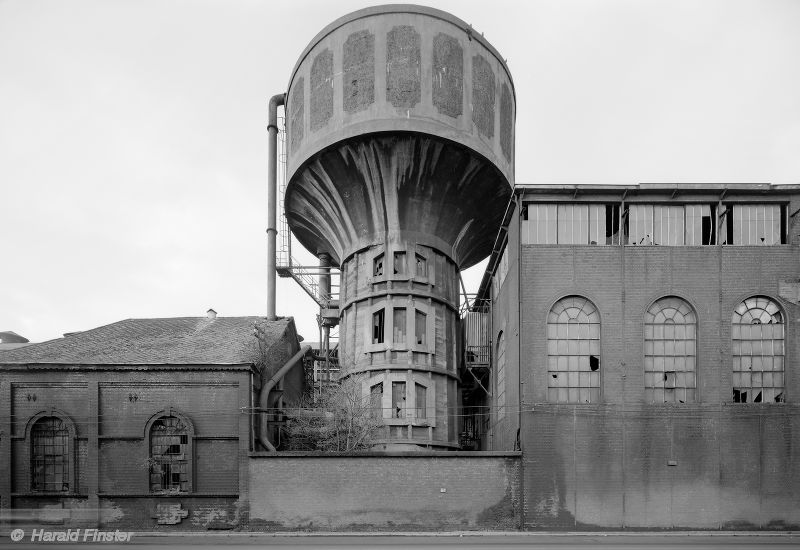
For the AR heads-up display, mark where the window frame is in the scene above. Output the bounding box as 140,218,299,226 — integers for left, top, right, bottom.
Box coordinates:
26,412,76,494
145,409,194,494
363,372,436,427
731,295,786,404
546,295,602,403
643,296,698,403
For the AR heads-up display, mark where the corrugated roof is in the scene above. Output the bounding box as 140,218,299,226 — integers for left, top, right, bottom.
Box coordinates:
0,316,293,366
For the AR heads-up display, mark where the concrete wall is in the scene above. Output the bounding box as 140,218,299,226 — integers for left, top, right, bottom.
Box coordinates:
523,404,800,529
248,452,521,530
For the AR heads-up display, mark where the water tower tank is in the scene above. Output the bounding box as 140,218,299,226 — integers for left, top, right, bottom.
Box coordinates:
285,5,514,449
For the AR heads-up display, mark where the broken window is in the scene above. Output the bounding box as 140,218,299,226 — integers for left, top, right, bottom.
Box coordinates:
372,309,385,344
685,204,716,245
392,381,406,418
625,204,718,246
722,204,784,245
547,296,601,403
373,253,384,276
496,331,506,419
644,297,697,403
415,253,427,278
149,416,189,493
415,383,427,419
415,310,427,346
393,307,406,344
370,383,383,419
732,296,785,403
31,417,70,492
523,203,620,245
393,251,406,275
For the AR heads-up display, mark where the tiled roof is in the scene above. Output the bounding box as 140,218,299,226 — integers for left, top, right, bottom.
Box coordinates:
0,316,293,366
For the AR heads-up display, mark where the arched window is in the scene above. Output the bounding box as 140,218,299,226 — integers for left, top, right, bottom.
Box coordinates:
732,296,785,403
645,297,697,403
547,296,601,403
149,416,190,493
496,331,506,419
31,417,70,492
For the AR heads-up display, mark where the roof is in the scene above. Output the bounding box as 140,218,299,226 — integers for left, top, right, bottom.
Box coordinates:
515,182,800,195
0,316,294,366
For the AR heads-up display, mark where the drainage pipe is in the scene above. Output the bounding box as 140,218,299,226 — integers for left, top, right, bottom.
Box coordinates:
257,344,311,452
267,93,285,321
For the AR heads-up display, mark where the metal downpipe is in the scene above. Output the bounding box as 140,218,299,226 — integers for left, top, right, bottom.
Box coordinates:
257,344,311,452
267,93,285,321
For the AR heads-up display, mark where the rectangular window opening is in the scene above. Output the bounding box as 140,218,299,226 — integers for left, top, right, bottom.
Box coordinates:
392,381,406,418
393,307,406,344
393,251,406,275
370,383,383,419
415,253,427,277
373,254,384,276
415,310,427,346
372,309,385,344
415,384,427,419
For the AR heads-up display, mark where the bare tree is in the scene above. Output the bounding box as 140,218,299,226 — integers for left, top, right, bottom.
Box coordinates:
284,377,382,452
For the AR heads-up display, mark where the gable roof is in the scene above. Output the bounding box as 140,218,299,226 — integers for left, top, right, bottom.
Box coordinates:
0,316,294,366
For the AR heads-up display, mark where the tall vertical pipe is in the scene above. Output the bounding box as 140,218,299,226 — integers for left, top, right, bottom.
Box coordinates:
267,93,285,321
318,252,332,382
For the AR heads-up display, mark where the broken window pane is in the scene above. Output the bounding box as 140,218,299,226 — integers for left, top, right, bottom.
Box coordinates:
372,309,385,344
150,416,189,493
547,296,601,403
731,296,784,403
415,310,426,346
392,381,406,418
373,253,384,276
685,204,716,245
524,203,619,245
644,297,697,403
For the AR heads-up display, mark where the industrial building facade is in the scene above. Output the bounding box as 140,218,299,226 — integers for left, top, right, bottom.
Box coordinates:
477,183,800,528
2,3,800,534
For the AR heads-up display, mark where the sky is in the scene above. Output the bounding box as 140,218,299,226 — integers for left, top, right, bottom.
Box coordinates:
1,0,799,345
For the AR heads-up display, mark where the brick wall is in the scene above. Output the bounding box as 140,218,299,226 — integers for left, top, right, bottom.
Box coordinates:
248,452,521,530
1,369,250,531
509,219,800,529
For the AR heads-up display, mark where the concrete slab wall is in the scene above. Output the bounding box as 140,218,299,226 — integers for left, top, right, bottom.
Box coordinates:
248,452,521,530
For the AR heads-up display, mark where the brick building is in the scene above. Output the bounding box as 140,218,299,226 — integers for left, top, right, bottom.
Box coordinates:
473,183,800,529
0,314,303,530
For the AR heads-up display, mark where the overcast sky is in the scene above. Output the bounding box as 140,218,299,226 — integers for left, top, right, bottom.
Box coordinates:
1,0,799,345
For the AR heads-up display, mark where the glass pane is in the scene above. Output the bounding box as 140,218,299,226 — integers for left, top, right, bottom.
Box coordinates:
393,308,406,344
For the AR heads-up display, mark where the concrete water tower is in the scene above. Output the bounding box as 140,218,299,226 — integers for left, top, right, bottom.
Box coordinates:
283,5,514,449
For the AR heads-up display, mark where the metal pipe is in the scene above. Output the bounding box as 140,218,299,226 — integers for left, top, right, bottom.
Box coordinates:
318,253,331,384
257,344,311,452
267,93,286,321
